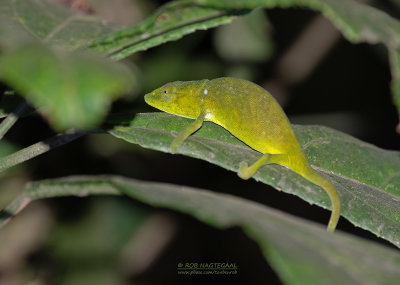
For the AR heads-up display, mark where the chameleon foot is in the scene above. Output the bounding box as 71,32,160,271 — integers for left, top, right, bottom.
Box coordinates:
238,161,252,180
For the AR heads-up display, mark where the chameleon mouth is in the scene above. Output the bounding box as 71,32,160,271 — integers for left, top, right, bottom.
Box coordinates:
144,92,155,106
144,86,165,106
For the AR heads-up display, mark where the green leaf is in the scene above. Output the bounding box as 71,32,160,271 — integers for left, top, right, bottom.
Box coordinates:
0,0,118,50
88,0,400,59
88,1,249,60
0,42,135,130
109,113,400,248
2,175,400,284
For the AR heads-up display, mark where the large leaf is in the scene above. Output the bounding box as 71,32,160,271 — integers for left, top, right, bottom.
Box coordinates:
88,1,248,60
109,113,400,247
0,43,135,130
88,0,400,59
1,175,400,284
0,0,118,49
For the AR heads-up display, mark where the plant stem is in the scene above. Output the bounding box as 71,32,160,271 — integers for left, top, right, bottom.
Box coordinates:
0,131,86,172
0,101,29,140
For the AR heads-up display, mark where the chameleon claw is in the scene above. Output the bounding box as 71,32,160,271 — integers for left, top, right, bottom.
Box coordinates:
171,142,178,154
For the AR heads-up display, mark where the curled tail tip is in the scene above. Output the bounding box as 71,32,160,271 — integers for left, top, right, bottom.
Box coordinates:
326,205,340,233
327,221,337,233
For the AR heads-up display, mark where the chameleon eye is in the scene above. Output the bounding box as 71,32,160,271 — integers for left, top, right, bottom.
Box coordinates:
162,89,174,100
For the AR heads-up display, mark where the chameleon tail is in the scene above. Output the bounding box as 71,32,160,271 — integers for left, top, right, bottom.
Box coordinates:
239,152,341,232
300,166,341,232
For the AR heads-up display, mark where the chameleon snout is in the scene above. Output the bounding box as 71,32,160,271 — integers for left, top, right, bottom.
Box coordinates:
144,92,156,107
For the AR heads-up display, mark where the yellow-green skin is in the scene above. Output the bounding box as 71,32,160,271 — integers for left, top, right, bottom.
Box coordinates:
145,77,340,232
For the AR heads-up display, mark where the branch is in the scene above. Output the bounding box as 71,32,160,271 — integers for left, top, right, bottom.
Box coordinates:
0,101,29,140
0,131,86,172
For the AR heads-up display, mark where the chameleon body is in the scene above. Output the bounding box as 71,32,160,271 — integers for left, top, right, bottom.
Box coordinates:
144,77,340,232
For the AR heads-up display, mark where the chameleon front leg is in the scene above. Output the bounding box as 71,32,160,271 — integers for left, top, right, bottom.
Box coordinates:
171,111,206,153
239,153,288,180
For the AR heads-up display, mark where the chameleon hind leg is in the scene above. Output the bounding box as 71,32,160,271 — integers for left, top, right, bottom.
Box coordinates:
238,153,288,180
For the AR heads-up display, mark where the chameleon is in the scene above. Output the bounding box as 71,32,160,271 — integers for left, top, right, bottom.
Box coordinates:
144,77,340,232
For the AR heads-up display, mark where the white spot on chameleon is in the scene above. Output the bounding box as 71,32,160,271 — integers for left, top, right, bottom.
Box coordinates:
204,89,208,95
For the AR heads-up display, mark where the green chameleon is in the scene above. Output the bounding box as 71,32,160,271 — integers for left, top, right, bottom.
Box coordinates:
144,77,340,232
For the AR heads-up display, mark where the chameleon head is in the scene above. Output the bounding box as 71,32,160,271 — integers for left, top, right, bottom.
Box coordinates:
144,80,208,119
